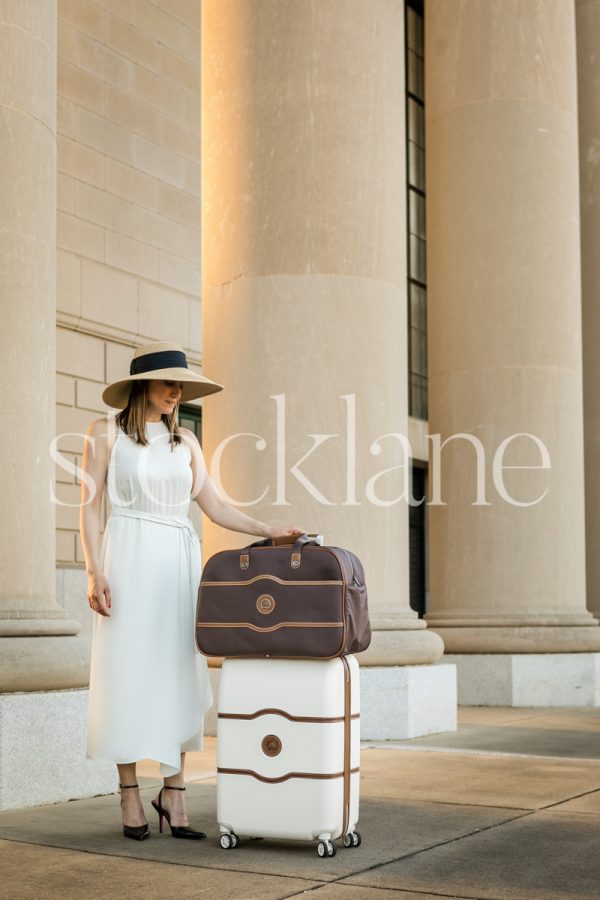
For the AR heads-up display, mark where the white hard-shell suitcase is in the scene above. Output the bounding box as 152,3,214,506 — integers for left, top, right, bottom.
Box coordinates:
216,655,361,857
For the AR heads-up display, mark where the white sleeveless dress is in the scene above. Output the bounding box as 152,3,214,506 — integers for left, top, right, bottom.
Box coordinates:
86,414,213,777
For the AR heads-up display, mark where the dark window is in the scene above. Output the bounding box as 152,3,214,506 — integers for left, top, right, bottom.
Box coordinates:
178,404,202,444
405,0,428,421
409,461,428,617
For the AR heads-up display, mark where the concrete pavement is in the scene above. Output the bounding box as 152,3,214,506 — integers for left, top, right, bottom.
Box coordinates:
0,706,599,899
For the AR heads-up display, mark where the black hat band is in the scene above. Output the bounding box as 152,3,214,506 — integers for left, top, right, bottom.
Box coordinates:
129,349,188,376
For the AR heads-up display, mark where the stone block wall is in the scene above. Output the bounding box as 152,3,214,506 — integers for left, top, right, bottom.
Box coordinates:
54,0,202,568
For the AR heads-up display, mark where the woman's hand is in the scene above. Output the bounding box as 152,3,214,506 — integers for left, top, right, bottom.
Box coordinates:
264,524,307,540
87,571,112,617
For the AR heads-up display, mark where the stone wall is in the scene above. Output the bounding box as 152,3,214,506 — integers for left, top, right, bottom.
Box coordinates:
55,0,202,568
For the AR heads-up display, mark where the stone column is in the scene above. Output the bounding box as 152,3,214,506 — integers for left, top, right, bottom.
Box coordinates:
577,0,600,624
424,0,600,702
0,0,84,691
201,0,452,736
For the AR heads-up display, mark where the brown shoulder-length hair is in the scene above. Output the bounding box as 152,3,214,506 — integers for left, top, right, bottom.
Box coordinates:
115,381,183,450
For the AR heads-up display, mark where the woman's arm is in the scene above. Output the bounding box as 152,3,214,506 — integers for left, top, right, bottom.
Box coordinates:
79,418,112,616
181,427,306,539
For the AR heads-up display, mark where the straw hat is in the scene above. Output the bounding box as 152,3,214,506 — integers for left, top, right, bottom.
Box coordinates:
102,341,224,409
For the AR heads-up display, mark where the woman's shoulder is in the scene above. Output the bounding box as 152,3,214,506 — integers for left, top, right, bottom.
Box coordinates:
178,426,205,465
178,425,198,443
85,414,117,436
178,426,204,454
84,415,120,456
85,416,106,435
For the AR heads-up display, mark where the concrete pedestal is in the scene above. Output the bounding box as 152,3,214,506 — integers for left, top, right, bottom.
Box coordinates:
360,663,457,740
0,689,116,811
441,654,600,707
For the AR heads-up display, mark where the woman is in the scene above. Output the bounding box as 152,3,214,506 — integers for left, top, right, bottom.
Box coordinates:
80,340,305,841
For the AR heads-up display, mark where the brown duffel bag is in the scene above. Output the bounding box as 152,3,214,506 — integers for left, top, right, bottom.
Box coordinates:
195,533,371,659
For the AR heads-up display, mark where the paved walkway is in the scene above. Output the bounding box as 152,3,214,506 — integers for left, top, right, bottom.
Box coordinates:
0,706,599,899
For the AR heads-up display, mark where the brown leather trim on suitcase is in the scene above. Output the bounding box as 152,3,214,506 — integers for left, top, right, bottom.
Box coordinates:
201,576,343,586
197,621,344,633
341,656,351,836
217,766,360,784
218,708,360,724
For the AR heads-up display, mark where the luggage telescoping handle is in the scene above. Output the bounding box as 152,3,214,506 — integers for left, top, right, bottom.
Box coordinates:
245,532,318,549
239,532,321,570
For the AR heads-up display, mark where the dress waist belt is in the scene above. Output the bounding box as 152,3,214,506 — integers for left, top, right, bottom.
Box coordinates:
110,507,199,546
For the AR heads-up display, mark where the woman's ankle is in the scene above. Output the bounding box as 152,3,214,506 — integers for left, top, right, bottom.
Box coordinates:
120,793,146,826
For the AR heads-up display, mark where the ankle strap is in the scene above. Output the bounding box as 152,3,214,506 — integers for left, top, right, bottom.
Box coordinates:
163,785,186,790
119,783,139,789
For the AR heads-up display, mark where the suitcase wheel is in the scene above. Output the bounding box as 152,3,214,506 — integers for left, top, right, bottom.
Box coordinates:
342,831,362,848
317,839,336,858
220,832,239,849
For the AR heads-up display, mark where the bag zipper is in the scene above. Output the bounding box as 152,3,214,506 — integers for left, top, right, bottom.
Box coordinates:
337,546,362,587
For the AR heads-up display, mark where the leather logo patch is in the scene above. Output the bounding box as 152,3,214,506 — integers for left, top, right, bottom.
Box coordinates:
256,594,275,614
261,734,282,757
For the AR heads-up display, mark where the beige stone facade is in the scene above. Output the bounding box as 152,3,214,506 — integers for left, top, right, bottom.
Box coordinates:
55,0,202,567
1,0,600,807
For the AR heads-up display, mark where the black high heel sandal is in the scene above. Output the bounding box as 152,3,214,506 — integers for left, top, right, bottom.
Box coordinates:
151,785,207,839
119,783,150,841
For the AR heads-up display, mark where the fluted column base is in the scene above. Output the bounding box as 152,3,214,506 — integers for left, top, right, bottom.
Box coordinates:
359,626,444,666
0,618,81,637
0,635,90,693
426,621,600,654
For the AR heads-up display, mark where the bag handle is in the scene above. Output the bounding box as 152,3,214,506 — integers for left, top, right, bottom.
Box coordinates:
239,532,318,570
244,532,314,549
